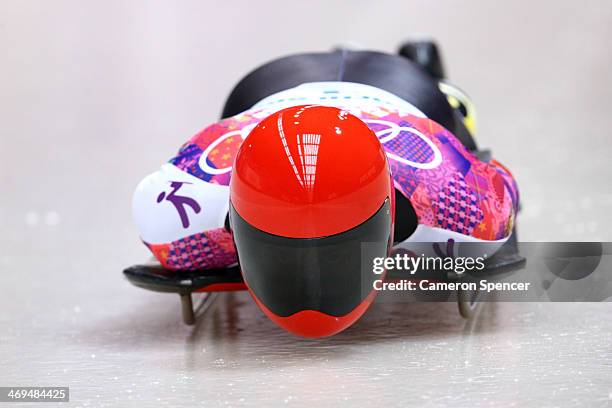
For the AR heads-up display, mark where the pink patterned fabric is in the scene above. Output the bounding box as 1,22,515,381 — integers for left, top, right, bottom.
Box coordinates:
146,228,237,270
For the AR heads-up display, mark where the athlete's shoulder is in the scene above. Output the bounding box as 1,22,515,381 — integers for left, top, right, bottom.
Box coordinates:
169,110,265,185
375,111,519,242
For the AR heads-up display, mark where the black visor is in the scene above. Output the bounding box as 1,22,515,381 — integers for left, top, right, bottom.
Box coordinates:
230,198,391,317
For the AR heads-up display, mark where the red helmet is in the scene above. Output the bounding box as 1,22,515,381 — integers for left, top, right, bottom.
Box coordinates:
230,105,393,337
